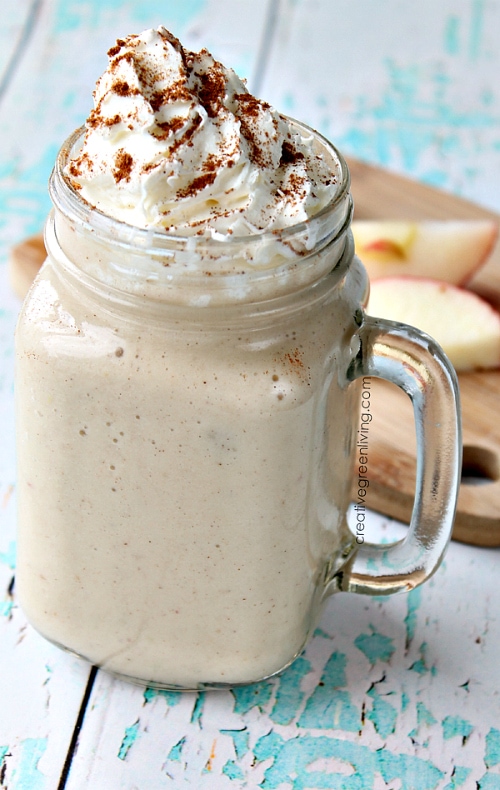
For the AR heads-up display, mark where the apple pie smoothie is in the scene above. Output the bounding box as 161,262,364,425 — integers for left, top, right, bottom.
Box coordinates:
15,28,460,689
16,220,365,688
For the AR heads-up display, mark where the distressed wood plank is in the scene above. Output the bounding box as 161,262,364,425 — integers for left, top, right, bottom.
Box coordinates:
0,2,272,787
64,526,500,788
261,0,500,213
61,2,500,784
0,0,272,252
4,2,500,789
0,0,38,92
0,611,94,788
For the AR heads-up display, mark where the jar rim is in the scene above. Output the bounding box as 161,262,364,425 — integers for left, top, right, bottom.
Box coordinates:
48,119,354,304
50,119,351,255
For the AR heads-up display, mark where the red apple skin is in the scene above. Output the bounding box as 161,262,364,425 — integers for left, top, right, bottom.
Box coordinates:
362,239,407,258
353,221,499,286
367,275,500,371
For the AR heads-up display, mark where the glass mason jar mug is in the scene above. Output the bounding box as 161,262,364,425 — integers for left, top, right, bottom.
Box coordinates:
15,123,461,690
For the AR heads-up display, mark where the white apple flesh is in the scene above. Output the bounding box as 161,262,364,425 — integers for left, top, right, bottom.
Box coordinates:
367,276,500,372
353,220,498,284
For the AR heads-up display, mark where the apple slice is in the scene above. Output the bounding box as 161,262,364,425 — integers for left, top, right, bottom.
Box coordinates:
367,276,500,371
353,220,498,285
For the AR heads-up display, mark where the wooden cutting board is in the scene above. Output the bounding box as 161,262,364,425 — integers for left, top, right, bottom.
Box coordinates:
346,157,500,548
9,158,500,547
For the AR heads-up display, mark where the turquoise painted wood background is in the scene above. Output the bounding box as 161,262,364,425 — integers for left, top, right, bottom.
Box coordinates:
1,1,500,788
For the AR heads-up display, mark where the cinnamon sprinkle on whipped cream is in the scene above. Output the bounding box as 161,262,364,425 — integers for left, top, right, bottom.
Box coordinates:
65,27,338,236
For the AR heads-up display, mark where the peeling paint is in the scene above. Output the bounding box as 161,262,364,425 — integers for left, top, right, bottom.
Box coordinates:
469,0,486,60
10,738,47,790
231,681,273,716
220,729,249,760
485,727,500,768
409,702,437,740
220,731,249,781
254,732,377,789
270,656,310,725
222,759,245,781
253,731,448,790
441,715,474,742
354,627,396,664
143,687,181,708
404,586,422,647
417,702,437,728
378,749,444,789
312,627,331,639
0,541,16,569
0,600,14,617
117,720,140,761
53,0,207,34
444,15,460,56
477,773,500,790
166,736,186,763
298,653,360,731
409,642,434,675
444,765,472,788
366,688,398,738
336,49,500,201
190,691,206,726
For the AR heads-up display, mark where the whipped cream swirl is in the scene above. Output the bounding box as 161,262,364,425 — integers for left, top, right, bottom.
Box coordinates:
65,27,337,236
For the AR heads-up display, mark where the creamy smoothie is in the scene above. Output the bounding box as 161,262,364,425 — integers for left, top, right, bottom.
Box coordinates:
15,28,367,687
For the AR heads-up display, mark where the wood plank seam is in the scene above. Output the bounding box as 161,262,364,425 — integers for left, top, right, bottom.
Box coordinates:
56,666,98,790
0,0,44,104
250,0,282,96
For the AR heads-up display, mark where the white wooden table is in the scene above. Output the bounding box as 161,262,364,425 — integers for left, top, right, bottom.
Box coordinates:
2,2,500,787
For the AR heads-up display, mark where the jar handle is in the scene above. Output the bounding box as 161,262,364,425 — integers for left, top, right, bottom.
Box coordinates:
337,315,462,595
